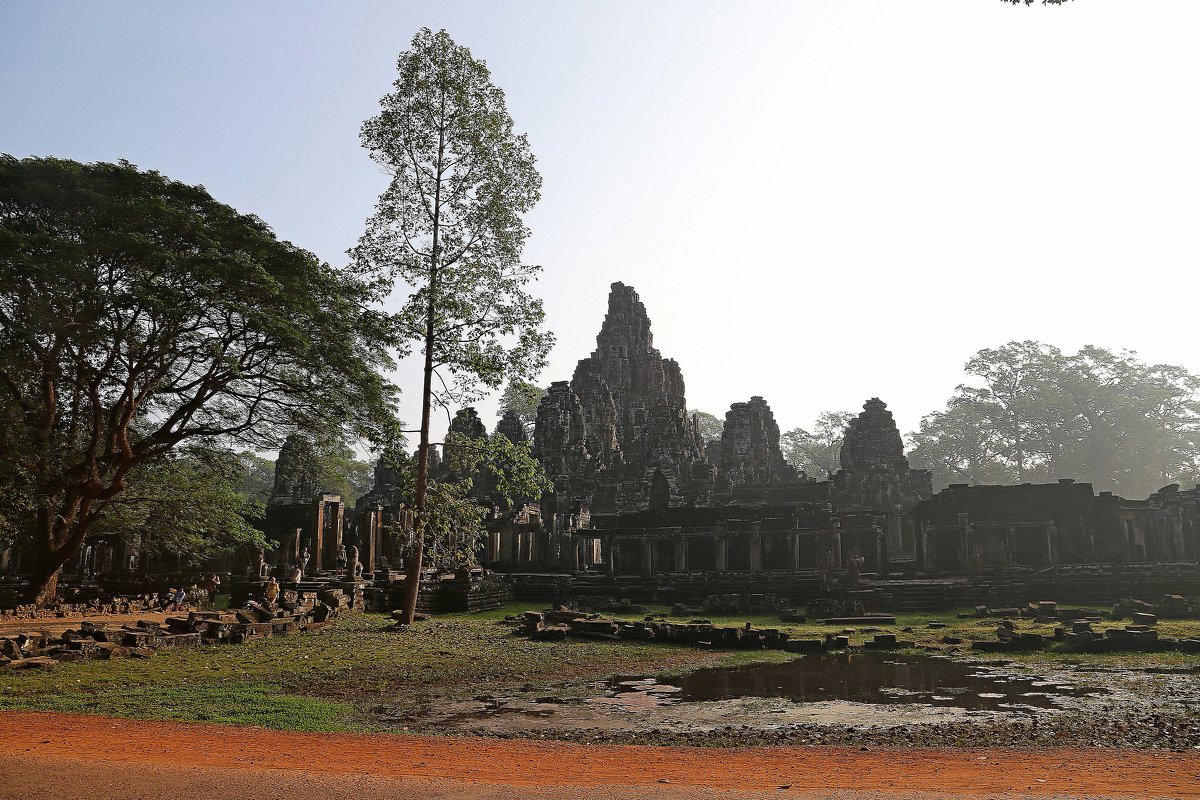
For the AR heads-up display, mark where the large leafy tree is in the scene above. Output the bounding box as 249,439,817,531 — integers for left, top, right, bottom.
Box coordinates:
268,431,377,507
498,379,546,434
0,156,398,604
86,445,266,568
688,410,725,445
909,341,1200,497
781,411,855,479
355,28,552,623
383,431,550,572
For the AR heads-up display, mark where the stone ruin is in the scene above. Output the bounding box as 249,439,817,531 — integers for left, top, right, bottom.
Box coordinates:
533,281,714,516
0,587,350,671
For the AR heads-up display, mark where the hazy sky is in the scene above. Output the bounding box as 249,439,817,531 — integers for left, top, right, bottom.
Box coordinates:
4,1,1198,446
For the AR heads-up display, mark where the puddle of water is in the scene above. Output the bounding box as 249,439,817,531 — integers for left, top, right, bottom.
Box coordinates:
604,652,1104,713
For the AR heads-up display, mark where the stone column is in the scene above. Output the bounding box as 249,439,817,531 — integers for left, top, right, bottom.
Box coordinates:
749,532,763,572
312,500,326,571
789,533,800,570
330,500,345,566
608,538,619,574
714,535,728,572
642,537,653,576
674,537,688,573
1045,521,1058,564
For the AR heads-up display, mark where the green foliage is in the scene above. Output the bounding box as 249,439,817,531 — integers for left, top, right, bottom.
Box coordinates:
355,27,552,409
272,431,377,506
909,341,1200,496
499,379,547,432
236,451,277,506
383,432,552,569
89,446,266,565
689,410,725,444
781,411,856,478
0,155,399,601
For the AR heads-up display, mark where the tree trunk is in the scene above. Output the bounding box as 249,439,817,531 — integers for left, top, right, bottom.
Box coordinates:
27,565,63,607
23,503,93,607
397,94,447,626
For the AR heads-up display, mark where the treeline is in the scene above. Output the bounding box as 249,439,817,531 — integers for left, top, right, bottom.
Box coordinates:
773,342,1200,498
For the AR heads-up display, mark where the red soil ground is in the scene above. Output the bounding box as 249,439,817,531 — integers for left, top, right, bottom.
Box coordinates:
0,712,1196,799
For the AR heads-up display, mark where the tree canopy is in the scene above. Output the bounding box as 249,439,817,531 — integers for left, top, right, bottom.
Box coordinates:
498,379,547,433
0,155,399,603
908,341,1200,497
87,446,266,568
781,411,855,479
689,410,725,444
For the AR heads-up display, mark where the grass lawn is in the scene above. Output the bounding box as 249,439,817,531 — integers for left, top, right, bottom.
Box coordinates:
1,602,1196,732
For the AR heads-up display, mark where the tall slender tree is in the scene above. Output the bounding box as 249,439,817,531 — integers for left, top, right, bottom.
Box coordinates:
355,29,552,624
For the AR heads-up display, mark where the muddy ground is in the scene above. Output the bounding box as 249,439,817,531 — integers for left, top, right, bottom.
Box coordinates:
384,653,1200,749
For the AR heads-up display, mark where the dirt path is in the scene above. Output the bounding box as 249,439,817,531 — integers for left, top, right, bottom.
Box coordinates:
0,712,1197,799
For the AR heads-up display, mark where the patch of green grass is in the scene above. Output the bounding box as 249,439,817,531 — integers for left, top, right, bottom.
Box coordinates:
0,680,355,731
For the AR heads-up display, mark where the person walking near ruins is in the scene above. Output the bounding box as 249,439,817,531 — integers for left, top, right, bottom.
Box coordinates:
264,576,280,607
298,547,310,577
203,574,221,609
337,544,348,574
171,586,187,612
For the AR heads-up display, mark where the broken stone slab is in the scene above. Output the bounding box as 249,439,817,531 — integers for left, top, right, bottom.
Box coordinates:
531,624,569,641
3,656,57,670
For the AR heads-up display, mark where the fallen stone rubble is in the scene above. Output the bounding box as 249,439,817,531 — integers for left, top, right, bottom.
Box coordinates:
0,595,183,621
970,597,1200,654
0,590,350,671
515,608,909,653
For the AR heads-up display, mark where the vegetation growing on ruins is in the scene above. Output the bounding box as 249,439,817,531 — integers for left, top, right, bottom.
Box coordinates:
909,341,1200,495
381,432,550,569
354,28,552,623
0,156,400,605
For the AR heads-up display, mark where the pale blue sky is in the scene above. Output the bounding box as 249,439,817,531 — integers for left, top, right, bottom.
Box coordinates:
4,2,1199,443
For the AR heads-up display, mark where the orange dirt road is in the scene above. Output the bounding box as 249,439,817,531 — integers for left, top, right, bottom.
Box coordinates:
1,712,1197,799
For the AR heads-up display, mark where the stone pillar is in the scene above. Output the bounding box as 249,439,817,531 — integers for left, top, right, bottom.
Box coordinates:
328,500,345,567
359,509,378,574
789,533,800,570
312,500,326,571
501,521,517,566
714,536,728,572
1006,524,1017,566
608,539,619,574
1045,521,1058,564
749,533,763,572
642,537,653,576
674,537,688,573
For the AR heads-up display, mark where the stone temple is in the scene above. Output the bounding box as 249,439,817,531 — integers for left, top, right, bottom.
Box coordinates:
470,282,1200,607
496,282,935,581
8,281,1197,612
